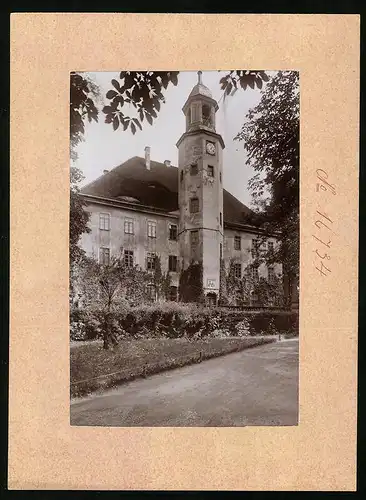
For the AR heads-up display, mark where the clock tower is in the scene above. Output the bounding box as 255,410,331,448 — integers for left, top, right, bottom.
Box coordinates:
176,71,225,304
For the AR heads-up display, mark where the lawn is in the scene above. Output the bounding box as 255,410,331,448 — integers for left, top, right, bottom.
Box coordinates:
70,336,276,398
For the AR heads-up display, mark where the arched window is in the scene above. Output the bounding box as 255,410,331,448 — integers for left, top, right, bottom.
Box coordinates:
188,107,192,124
202,104,212,127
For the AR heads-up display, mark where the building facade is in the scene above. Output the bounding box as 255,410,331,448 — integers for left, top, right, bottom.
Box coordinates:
79,73,282,306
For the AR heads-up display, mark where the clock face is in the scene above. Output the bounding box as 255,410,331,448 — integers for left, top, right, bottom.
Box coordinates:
206,141,216,155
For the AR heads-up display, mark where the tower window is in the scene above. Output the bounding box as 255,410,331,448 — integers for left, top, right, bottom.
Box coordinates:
190,163,198,175
220,243,223,260
169,224,177,241
220,172,222,183
99,213,110,231
190,230,199,250
190,197,199,213
180,170,184,182
220,212,222,225
233,263,242,279
124,249,134,268
202,104,212,127
168,255,178,272
234,236,241,250
207,165,214,177
147,220,157,238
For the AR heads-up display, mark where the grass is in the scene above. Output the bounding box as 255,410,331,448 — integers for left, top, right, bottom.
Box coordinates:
70,336,277,399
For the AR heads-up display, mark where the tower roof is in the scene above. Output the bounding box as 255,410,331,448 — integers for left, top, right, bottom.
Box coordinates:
188,71,213,99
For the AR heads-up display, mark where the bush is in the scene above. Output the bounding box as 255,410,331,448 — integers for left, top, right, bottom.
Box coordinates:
246,311,299,336
70,303,299,342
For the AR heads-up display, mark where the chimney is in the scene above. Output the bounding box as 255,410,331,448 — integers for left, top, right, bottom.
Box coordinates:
144,146,151,170
164,160,171,167
103,169,109,174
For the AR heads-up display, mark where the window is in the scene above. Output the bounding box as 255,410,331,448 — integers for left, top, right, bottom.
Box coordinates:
207,165,214,177
202,104,211,120
220,243,223,260
234,236,241,250
168,255,178,272
220,172,222,183
190,163,198,175
219,212,222,226
268,241,274,253
146,252,156,271
169,224,177,241
190,230,199,250
250,266,259,281
147,220,156,238
233,263,241,278
99,247,110,265
99,213,110,231
124,249,134,268
180,170,184,182
169,286,178,301
252,238,260,257
268,266,275,283
146,283,156,301
190,197,199,213
124,218,134,234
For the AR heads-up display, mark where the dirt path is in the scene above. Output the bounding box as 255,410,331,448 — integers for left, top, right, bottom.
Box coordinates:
70,339,299,427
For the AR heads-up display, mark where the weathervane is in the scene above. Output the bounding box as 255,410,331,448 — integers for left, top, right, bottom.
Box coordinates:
198,70,202,84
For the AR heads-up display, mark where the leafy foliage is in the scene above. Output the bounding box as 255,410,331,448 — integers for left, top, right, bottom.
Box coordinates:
219,70,269,95
235,71,300,304
102,71,179,134
69,166,90,265
179,261,204,303
153,255,172,301
220,259,284,307
102,70,270,133
70,72,99,151
69,72,100,265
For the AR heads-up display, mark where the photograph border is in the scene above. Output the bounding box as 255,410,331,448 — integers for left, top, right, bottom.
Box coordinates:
9,13,359,490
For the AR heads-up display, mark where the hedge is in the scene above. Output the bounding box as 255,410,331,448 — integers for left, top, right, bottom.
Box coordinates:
70,302,298,341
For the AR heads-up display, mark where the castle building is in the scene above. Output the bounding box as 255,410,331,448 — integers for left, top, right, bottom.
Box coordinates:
79,72,281,306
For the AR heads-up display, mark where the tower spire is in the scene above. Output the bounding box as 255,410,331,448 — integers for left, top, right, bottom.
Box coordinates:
198,70,202,84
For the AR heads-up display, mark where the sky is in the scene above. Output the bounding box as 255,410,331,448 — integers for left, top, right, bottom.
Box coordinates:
74,71,271,207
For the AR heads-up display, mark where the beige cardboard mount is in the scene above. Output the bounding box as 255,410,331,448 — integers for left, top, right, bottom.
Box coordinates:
9,13,359,491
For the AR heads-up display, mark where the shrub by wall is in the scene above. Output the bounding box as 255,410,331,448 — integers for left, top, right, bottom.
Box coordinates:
70,302,299,341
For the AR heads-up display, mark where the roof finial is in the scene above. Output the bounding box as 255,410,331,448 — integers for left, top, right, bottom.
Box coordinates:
198,70,202,84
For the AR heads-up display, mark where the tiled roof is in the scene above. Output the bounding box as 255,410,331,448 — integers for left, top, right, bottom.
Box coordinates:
81,156,257,227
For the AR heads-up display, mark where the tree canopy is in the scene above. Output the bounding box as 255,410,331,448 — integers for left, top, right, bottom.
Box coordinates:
70,70,270,138
235,70,300,294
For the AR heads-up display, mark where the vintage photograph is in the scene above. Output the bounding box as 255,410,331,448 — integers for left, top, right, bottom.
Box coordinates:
69,70,299,426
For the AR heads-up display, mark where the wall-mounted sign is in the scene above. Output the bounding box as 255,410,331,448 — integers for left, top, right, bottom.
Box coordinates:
207,279,216,289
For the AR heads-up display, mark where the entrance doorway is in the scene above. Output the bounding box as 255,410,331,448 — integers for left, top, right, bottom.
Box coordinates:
206,292,217,307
